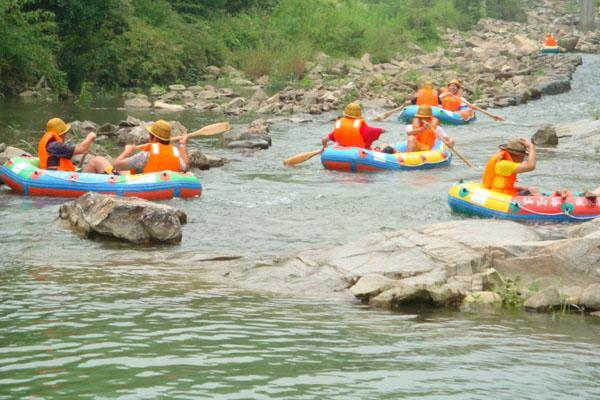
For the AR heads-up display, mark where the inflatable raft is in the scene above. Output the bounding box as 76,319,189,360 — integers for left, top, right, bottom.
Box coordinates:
448,181,600,222
541,45,561,54
321,140,452,172
399,105,476,125
0,157,202,200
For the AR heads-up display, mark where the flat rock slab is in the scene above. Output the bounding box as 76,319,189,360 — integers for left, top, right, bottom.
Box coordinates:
59,192,187,244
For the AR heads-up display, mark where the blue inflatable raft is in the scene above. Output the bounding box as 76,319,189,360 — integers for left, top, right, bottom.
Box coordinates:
398,105,476,125
321,140,452,172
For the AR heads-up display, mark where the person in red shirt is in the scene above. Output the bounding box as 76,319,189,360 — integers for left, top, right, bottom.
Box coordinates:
321,102,385,149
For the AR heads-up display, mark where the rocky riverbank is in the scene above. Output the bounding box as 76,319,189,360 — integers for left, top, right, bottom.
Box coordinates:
60,0,597,118
194,218,600,316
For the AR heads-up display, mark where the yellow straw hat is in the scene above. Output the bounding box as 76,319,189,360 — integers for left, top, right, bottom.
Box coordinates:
145,120,172,141
344,102,362,119
448,79,461,88
415,105,433,118
46,118,71,136
499,138,528,155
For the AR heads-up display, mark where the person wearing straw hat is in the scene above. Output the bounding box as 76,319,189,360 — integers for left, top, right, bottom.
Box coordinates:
321,102,385,149
405,105,454,152
38,117,113,173
406,81,440,107
481,137,539,196
112,119,189,173
440,79,467,112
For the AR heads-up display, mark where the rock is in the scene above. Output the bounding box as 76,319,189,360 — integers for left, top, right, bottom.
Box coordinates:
350,274,398,301
536,78,571,95
221,119,272,150
226,139,270,150
205,155,227,168
70,120,98,136
149,86,166,97
168,84,186,91
524,287,562,312
58,192,186,244
532,124,558,146
161,91,179,101
125,96,151,108
0,143,6,153
19,90,40,98
117,125,147,145
250,88,268,103
0,146,32,165
559,36,579,52
512,34,539,55
97,123,118,137
230,77,255,87
206,65,221,77
197,90,220,101
225,97,246,110
153,100,185,112
461,291,503,312
119,116,143,128
188,149,210,170
360,53,374,71
580,284,600,311
591,311,600,318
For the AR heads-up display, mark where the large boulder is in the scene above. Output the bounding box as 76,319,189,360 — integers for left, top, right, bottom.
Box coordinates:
559,36,579,52
124,95,151,108
58,192,187,244
221,119,272,150
70,120,98,136
580,284,600,311
0,146,32,165
532,124,558,146
511,34,539,55
536,77,571,95
154,100,185,112
117,125,147,145
524,287,562,312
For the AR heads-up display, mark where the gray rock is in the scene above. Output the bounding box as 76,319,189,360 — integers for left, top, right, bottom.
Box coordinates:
559,36,579,52
580,284,600,311
19,90,41,98
206,65,221,77
149,86,166,97
221,119,272,150
461,291,503,312
168,84,186,91
119,116,143,128
117,125,147,145
350,274,397,301
226,139,270,150
70,120,98,136
206,154,227,168
524,287,562,312
0,143,6,153
536,78,571,95
0,146,32,165
532,124,558,146
154,100,185,112
125,96,151,108
188,149,210,170
97,123,118,137
58,192,186,244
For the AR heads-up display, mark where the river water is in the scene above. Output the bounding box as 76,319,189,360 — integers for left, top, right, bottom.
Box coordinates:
1,55,599,399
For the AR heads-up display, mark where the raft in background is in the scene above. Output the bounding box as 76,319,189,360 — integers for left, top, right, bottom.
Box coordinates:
399,105,476,125
448,181,600,222
321,140,452,172
541,45,561,54
0,157,202,200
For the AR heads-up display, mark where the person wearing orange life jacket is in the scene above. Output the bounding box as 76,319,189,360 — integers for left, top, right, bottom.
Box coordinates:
407,81,440,107
38,117,114,173
321,103,385,149
482,138,539,196
112,120,189,173
440,80,467,112
405,105,454,152
544,33,558,47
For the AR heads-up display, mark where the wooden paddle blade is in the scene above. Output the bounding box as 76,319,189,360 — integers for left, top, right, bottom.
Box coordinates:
189,122,231,137
283,149,322,167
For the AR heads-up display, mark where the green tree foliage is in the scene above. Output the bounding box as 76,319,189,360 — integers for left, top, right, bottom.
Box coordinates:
0,0,526,96
0,0,65,95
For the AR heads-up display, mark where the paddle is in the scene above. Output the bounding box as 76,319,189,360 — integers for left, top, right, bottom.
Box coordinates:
283,149,323,167
450,94,505,121
422,121,475,169
134,122,231,150
372,103,407,122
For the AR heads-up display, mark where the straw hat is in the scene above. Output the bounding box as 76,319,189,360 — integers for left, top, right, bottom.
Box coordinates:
415,105,433,118
46,118,71,136
422,81,434,90
447,79,461,88
499,138,528,155
344,102,362,119
145,120,172,141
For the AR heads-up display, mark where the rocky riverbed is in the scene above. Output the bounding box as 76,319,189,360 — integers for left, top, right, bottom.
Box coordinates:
193,218,600,315
17,0,596,118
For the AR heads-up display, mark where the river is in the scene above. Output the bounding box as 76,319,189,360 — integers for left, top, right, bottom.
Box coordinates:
1,55,599,399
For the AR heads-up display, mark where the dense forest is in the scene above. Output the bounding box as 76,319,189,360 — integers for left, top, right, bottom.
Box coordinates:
0,0,525,97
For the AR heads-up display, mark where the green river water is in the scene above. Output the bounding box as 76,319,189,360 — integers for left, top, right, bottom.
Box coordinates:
1,55,599,399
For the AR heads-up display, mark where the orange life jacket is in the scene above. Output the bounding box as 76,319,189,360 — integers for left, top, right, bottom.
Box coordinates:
411,117,440,150
544,35,557,47
38,131,76,171
332,117,366,148
141,143,182,173
416,89,440,107
441,90,463,111
481,150,518,195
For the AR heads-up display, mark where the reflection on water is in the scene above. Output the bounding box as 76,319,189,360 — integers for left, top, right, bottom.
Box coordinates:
0,55,600,399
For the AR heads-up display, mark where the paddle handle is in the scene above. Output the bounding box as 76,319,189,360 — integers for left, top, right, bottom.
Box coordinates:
372,104,407,122
422,122,475,169
134,122,230,150
450,94,505,121
283,149,323,167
